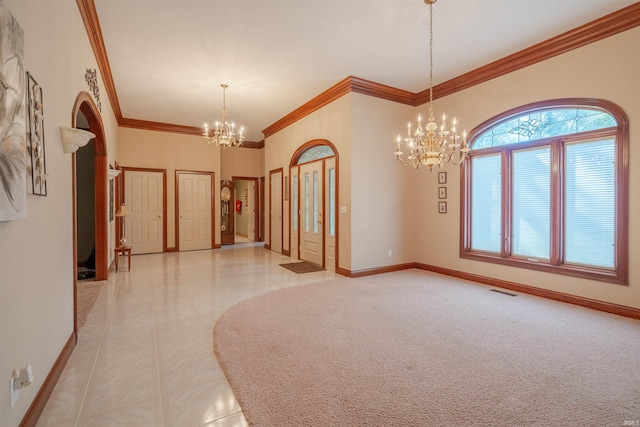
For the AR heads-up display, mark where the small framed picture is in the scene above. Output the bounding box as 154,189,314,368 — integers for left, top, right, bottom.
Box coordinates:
438,186,447,199
438,201,447,214
438,171,447,184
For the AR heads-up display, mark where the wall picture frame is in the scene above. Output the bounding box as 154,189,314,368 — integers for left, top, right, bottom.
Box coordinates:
0,4,27,221
438,186,447,199
438,171,447,185
26,71,47,196
438,201,447,214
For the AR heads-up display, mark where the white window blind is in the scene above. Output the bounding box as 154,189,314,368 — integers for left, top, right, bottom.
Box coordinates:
565,139,615,268
471,154,502,253
512,147,550,260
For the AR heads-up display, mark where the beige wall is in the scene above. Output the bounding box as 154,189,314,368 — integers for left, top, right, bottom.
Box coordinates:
410,27,640,309
351,93,420,270
117,127,221,248
221,146,264,181
0,1,119,425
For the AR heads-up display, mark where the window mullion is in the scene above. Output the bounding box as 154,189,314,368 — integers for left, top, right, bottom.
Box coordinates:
550,140,563,266
501,149,511,258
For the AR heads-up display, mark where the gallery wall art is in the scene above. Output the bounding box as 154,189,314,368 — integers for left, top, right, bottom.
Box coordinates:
0,3,27,221
26,72,47,196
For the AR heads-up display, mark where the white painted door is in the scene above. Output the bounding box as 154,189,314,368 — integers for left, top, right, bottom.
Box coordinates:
325,158,336,271
300,161,323,266
247,181,256,242
178,172,212,251
125,170,164,254
270,170,283,253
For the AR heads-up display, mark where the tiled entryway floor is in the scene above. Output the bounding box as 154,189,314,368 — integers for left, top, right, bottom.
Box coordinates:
37,243,339,426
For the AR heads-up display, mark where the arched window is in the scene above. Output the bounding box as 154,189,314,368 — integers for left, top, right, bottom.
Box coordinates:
461,99,628,285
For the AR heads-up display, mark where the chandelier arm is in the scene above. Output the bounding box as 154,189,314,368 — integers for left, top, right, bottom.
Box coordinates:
395,157,411,168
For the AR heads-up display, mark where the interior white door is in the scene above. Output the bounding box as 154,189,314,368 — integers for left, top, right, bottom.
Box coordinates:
178,172,212,251
300,161,323,266
125,170,164,254
270,170,283,253
325,158,336,271
247,180,256,242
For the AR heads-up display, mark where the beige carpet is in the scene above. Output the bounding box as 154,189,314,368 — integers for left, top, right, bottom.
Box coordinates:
214,270,640,426
76,279,105,329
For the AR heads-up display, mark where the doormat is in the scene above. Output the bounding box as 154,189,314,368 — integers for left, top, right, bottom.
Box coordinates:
279,261,324,274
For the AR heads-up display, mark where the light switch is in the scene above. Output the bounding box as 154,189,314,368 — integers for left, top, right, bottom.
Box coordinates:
340,206,347,214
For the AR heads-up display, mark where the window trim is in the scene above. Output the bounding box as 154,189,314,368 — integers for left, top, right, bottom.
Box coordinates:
460,98,629,285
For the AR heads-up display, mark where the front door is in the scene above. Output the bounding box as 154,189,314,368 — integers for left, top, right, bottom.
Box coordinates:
124,169,164,254
178,172,213,251
299,161,323,266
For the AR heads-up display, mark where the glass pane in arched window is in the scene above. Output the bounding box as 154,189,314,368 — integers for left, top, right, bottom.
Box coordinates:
297,145,335,164
473,107,617,149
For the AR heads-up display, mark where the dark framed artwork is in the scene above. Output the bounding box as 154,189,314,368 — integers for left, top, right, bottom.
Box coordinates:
438,186,447,199
0,4,27,221
438,171,447,185
438,201,447,214
26,71,47,196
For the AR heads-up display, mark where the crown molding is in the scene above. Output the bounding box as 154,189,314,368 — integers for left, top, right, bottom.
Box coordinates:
76,0,122,121
119,117,202,135
119,117,264,148
262,76,415,138
78,0,640,139
417,2,640,104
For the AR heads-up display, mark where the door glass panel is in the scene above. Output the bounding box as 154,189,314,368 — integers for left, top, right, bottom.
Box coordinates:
293,175,298,231
304,173,309,232
329,168,335,236
313,171,318,233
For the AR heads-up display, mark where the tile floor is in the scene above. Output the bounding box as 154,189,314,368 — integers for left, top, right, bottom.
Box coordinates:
37,242,339,427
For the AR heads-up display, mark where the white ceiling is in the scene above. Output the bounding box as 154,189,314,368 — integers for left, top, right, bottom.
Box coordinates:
94,0,636,142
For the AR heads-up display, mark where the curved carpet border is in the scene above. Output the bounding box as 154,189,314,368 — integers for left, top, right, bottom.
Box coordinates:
213,272,640,426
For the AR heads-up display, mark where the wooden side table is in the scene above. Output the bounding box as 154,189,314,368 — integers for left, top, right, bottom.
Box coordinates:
114,246,132,272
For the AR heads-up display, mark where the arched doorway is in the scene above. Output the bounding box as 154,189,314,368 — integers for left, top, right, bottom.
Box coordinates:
289,139,339,271
71,92,108,333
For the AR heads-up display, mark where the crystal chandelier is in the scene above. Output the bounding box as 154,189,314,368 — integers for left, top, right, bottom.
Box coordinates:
394,0,469,170
203,84,245,147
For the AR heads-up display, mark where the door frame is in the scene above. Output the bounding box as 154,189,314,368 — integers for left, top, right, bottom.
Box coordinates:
121,166,168,252
71,92,107,337
289,139,339,271
232,176,259,242
175,170,215,251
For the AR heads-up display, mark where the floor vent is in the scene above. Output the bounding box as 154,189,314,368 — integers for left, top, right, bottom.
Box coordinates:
490,289,517,297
